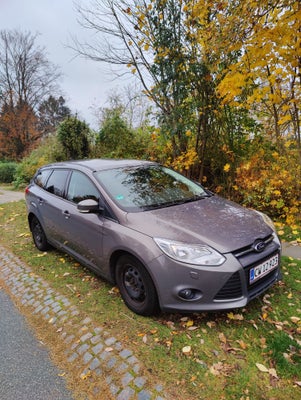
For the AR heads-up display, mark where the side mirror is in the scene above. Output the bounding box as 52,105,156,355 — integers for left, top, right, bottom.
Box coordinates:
77,199,103,213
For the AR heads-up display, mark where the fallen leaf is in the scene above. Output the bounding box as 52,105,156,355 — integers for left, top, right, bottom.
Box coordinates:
269,368,278,379
237,340,248,350
262,312,268,320
290,316,301,324
219,332,227,344
80,371,92,380
182,345,192,355
256,363,269,373
227,312,244,320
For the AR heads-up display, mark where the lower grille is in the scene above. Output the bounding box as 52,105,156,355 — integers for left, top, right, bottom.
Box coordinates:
214,272,243,300
214,250,280,302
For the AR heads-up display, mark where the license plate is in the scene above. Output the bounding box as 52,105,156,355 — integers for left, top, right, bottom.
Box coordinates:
249,254,279,284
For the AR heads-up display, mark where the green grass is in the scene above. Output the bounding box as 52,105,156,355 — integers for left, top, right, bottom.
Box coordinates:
0,200,301,399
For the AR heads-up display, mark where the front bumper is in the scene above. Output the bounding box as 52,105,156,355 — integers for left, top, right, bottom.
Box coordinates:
148,238,281,313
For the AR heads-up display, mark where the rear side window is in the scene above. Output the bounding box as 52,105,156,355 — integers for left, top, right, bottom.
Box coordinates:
45,169,69,198
34,169,52,188
66,170,100,204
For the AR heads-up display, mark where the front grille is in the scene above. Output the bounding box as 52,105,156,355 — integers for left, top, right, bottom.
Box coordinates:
214,272,243,300
233,234,274,258
214,249,280,302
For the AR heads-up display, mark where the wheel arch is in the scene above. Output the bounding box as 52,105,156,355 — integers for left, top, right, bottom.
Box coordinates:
28,212,37,230
109,250,158,289
109,250,142,284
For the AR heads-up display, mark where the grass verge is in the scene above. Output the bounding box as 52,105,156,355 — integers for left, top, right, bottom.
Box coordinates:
0,200,300,399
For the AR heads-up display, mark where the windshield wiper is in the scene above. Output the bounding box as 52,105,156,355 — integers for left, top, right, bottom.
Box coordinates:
142,194,209,210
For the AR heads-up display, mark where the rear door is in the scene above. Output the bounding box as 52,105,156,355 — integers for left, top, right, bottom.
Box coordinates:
39,168,71,246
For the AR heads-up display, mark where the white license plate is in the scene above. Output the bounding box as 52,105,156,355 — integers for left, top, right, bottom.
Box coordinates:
249,254,279,284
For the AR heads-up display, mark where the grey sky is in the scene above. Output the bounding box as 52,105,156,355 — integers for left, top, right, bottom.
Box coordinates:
0,0,122,128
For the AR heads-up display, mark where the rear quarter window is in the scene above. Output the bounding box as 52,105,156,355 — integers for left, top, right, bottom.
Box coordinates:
34,169,52,188
45,169,69,198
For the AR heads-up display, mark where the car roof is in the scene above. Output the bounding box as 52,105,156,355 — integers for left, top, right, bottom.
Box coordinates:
40,159,157,172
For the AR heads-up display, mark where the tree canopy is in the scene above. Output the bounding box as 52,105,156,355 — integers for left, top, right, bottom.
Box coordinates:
0,30,62,159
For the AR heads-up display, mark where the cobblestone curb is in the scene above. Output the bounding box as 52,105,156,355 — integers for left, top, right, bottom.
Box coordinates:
0,246,165,400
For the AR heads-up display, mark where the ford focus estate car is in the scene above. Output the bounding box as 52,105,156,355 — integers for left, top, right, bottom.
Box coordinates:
25,159,281,316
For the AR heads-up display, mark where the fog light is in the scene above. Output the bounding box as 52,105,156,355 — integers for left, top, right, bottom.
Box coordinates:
178,288,202,301
179,289,194,299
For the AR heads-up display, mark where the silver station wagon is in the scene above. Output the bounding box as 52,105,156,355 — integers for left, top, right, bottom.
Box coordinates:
25,159,281,315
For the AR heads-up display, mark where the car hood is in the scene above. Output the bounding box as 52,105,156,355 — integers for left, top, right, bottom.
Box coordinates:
124,196,273,253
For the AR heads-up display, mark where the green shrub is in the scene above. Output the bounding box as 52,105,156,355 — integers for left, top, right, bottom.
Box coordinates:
0,162,18,183
13,136,65,187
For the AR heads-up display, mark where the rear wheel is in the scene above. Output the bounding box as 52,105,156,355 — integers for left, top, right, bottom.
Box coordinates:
115,255,159,316
30,216,49,251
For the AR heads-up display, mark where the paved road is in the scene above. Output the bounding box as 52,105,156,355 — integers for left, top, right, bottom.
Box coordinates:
0,188,74,399
0,289,74,400
0,187,25,204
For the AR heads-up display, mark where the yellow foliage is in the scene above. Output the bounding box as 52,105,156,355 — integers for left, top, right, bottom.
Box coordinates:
235,149,301,223
223,163,231,173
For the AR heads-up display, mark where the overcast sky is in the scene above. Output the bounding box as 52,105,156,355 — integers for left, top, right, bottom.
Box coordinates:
0,0,124,128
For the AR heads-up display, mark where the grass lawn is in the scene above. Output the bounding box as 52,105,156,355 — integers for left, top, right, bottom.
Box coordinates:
0,200,300,399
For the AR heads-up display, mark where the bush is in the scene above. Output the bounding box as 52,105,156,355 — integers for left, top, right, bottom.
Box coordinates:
57,117,90,159
0,162,18,183
234,148,301,225
13,136,65,187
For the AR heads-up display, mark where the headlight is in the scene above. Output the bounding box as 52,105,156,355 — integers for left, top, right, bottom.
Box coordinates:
154,238,226,266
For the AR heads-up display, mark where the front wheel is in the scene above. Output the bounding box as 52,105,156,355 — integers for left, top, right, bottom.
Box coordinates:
30,216,50,251
115,255,159,316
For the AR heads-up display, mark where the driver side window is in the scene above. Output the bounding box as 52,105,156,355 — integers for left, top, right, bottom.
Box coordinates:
67,171,100,204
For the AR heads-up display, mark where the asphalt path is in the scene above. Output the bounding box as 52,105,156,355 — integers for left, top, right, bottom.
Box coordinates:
0,289,74,400
0,188,74,399
0,187,25,204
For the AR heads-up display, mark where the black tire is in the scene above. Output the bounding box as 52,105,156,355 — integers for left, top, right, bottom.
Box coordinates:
30,216,49,251
115,255,159,316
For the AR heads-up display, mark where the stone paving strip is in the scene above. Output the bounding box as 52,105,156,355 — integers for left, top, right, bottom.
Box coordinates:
0,245,165,400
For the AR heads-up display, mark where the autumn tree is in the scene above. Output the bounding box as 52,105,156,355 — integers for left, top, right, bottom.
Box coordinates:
0,30,61,159
75,0,230,179
189,0,301,154
0,101,40,159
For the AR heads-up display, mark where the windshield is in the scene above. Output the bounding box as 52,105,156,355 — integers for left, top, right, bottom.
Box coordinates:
94,165,209,212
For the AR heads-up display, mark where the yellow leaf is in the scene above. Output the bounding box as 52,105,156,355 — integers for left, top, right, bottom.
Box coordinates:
186,320,194,327
223,163,231,172
262,312,268,320
80,371,92,380
237,340,248,350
